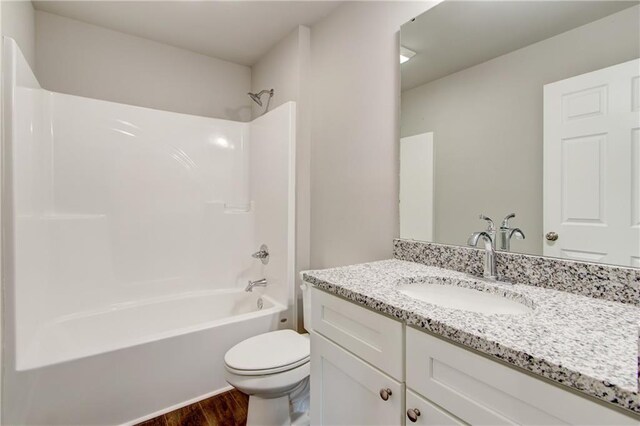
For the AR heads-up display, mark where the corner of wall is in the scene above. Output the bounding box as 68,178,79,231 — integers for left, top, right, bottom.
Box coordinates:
249,24,311,331
0,0,35,72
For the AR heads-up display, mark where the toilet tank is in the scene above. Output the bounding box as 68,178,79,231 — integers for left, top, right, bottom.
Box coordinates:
300,282,312,332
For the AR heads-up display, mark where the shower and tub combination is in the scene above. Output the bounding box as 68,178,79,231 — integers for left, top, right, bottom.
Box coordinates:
2,37,297,425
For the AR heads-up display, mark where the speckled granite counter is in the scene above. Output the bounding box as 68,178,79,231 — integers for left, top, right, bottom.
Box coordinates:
302,259,640,415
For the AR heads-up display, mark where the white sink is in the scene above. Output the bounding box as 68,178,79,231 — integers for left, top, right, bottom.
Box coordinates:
397,283,533,315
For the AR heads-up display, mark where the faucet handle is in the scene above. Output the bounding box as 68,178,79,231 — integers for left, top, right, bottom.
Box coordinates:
251,244,269,265
509,228,525,240
479,214,495,232
501,213,516,228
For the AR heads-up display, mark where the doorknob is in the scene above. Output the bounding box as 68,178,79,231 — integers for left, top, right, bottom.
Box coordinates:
379,388,392,401
546,232,559,241
407,408,421,422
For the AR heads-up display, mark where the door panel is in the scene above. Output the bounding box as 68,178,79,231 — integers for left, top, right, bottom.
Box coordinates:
544,58,640,266
405,389,466,426
400,132,434,242
310,332,403,426
406,328,638,425
311,287,403,380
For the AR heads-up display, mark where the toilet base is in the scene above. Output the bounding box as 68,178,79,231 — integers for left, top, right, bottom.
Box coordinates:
247,395,290,426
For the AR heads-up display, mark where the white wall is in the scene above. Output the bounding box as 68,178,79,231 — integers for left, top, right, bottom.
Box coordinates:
0,5,3,421
309,1,436,269
35,11,252,121
401,5,640,255
251,26,308,120
251,26,311,329
1,0,35,70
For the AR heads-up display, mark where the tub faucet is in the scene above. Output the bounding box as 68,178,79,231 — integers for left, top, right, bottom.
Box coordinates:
467,231,498,281
245,278,267,292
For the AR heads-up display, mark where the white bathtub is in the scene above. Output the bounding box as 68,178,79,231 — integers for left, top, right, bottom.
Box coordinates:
6,290,287,425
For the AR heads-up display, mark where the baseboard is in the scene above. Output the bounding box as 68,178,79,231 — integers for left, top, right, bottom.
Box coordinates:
122,385,234,426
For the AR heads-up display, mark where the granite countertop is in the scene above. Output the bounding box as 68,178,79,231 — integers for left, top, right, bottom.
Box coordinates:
302,259,640,414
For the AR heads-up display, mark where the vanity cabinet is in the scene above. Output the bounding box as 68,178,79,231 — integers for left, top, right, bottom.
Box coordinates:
311,333,404,425
310,287,405,425
309,286,639,426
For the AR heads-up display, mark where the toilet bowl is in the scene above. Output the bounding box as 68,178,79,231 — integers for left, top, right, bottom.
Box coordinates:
224,330,310,425
224,283,313,425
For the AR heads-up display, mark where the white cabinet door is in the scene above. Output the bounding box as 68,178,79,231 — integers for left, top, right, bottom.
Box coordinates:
405,389,466,426
406,328,639,425
543,58,640,266
311,332,404,426
311,287,404,380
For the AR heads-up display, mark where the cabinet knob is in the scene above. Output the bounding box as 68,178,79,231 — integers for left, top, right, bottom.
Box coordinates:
379,388,392,401
407,408,421,422
545,231,558,241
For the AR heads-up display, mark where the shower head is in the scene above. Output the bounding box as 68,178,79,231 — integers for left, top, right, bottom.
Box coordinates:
248,92,263,106
248,89,274,107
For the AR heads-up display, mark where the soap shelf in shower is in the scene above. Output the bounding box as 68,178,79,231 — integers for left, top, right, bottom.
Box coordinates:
205,201,254,214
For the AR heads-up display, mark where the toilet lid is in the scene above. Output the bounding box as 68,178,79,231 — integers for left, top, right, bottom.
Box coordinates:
224,330,310,373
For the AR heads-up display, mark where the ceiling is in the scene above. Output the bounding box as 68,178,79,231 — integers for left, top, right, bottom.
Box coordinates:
401,1,639,91
33,1,343,66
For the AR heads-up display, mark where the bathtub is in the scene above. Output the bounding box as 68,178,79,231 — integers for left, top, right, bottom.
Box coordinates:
6,290,287,425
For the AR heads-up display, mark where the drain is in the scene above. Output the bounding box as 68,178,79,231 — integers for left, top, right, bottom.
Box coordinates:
257,298,264,310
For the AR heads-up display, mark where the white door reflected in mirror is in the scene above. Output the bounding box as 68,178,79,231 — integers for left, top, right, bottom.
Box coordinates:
400,132,434,242
543,59,640,267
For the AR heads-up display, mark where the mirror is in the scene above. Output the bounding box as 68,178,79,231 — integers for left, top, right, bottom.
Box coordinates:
400,0,640,268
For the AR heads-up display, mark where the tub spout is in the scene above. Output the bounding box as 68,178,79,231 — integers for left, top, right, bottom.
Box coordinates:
245,278,267,292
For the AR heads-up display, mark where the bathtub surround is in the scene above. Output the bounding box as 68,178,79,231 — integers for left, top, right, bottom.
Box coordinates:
3,38,295,425
302,260,640,414
394,239,640,306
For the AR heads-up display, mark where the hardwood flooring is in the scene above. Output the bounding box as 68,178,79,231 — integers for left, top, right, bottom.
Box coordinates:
137,389,248,426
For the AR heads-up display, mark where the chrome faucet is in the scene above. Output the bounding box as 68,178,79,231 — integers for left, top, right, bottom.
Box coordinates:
498,213,525,252
245,278,267,292
478,214,497,248
251,244,269,264
467,231,498,280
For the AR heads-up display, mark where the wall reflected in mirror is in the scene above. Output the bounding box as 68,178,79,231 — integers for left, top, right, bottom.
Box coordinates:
400,0,640,268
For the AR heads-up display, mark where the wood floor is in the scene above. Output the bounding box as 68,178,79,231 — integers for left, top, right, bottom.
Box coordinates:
137,389,248,426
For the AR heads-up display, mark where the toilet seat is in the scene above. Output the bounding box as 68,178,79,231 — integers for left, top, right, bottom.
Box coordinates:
226,356,309,376
224,330,310,376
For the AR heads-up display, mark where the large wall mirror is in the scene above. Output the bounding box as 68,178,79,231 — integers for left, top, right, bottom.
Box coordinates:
400,0,640,268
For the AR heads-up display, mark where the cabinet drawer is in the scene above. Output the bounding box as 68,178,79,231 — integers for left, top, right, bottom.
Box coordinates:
406,328,638,425
311,332,404,426
405,389,466,426
310,287,403,380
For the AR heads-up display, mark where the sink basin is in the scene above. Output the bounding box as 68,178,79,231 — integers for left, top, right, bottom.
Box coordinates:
397,283,533,315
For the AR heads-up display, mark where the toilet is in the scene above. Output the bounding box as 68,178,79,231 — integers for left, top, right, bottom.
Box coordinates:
224,284,312,425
